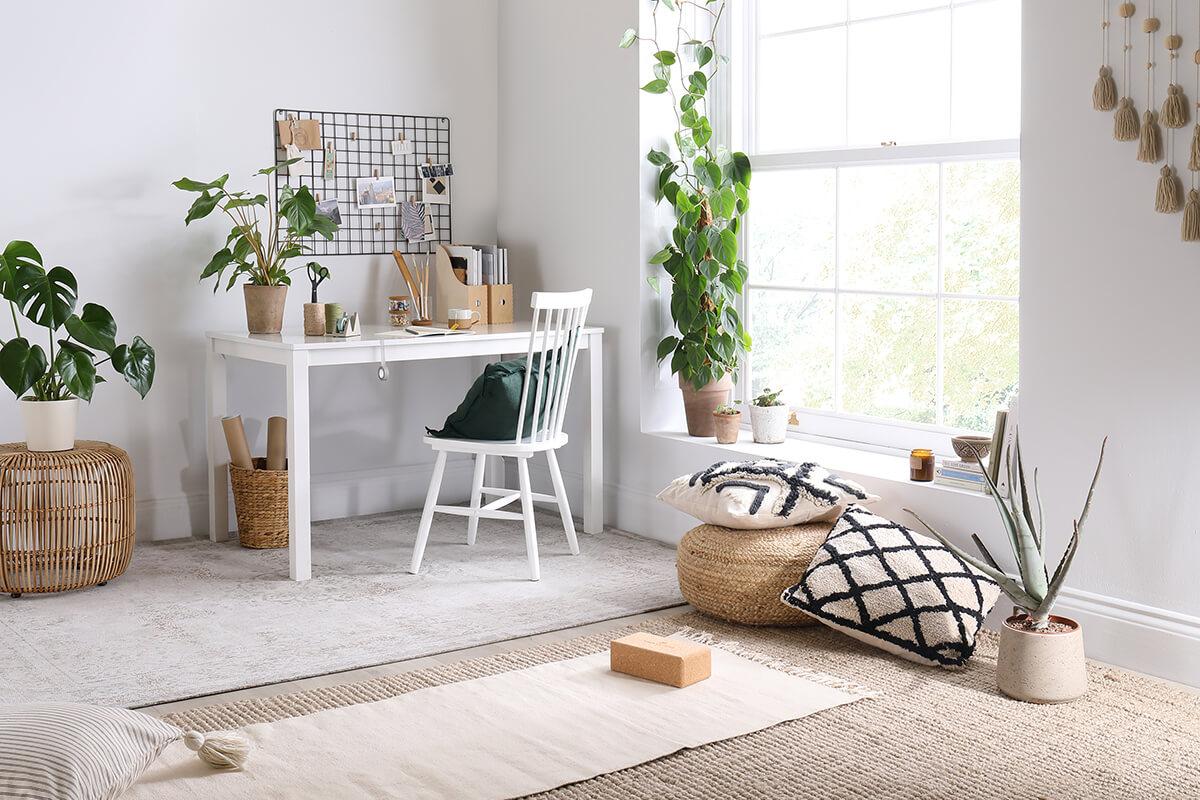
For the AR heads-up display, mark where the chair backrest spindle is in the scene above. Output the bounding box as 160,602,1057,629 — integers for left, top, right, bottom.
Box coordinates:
511,290,592,444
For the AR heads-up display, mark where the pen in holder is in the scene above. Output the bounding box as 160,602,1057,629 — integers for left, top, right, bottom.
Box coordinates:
392,251,433,325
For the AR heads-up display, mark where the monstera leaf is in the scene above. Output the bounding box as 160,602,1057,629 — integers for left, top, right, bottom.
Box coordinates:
0,338,48,398
54,341,97,402
64,303,117,354
0,241,42,303
14,264,77,331
111,336,155,398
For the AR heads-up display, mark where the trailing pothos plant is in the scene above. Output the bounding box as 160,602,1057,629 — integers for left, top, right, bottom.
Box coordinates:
621,0,752,391
173,161,338,291
0,241,155,401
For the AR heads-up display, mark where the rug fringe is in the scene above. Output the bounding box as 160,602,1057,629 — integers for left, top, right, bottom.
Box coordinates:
672,627,882,700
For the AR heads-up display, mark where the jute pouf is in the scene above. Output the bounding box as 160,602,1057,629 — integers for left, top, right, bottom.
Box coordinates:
676,522,830,626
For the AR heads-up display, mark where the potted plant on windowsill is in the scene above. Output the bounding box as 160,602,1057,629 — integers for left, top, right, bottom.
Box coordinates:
712,403,741,444
173,162,338,334
750,387,787,444
905,433,1107,703
0,241,156,451
621,0,753,438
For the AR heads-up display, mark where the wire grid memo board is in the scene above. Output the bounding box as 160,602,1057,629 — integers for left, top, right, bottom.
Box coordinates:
272,108,452,256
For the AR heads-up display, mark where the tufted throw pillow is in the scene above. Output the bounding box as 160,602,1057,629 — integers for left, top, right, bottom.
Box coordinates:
0,703,248,799
656,459,879,530
780,505,1000,667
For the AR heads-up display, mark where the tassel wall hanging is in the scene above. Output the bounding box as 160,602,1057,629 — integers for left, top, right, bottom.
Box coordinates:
1138,6,1163,162
1162,0,1189,127
1115,3,1141,140
1095,1,1118,110
1186,7,1200,239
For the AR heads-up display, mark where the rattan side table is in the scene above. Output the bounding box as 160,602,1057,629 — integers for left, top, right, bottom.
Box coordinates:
0,441,135,598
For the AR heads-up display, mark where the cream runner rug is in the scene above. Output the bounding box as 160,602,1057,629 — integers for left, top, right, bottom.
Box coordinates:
129,632,872,799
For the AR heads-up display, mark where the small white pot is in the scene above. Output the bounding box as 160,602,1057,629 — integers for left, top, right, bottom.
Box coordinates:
750,404,789,444
20,398,79,452
996,614,1088,704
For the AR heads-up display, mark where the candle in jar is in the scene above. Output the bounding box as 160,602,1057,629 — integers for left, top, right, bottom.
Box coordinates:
910,449,934,482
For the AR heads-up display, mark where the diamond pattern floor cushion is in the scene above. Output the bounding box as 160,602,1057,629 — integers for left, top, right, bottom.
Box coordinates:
657,459,880,530
676,523,831,626
780,505,1001,667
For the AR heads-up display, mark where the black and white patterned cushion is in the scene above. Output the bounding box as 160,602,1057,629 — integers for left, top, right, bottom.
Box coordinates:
656,459,879,529
781,505,1000,667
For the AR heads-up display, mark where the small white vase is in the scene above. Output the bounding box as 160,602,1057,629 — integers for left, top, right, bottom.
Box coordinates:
750,404,789,444
20,398,79,452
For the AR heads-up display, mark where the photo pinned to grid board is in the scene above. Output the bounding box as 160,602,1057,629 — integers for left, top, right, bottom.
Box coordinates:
357,174,397,210
421,162,452,204
400,199,435,243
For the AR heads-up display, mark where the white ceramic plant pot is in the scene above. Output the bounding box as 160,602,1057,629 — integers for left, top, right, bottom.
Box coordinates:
996,614,1088,704
750,404,788,444
20,398,79,452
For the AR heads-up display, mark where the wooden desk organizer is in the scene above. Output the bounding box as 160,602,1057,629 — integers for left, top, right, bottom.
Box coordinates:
433,244,513,325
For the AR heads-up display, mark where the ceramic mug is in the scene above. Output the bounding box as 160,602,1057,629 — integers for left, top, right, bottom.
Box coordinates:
448,308,481,330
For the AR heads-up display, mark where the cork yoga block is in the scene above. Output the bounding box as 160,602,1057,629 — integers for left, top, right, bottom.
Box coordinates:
676,522,831,626
610,633,712,688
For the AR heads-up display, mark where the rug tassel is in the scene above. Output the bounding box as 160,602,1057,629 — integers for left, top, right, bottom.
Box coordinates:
1183,190,1200,240
1114,97,1141,141
1137,110,1163,162
1156,166,1182,212
1162,83,1190,128
1093,66,1118,111
182,730,250,770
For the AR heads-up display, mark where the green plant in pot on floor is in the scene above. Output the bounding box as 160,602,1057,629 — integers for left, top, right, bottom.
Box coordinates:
905,433,1107,704
173,161,338,334
0,241,156,451
621,0,752,437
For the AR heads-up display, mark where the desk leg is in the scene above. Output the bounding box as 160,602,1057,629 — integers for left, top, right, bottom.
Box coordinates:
583,332,603,534
287,352,312,581
206,348,229,542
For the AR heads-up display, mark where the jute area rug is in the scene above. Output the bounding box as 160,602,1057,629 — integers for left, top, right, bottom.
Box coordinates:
158,612,1200,800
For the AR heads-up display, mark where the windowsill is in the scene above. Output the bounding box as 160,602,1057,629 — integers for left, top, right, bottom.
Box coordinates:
644,428,993,500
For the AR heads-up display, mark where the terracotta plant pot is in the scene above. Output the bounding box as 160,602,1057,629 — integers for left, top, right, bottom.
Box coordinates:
713,411,741,444
20,398,79,452
679,373,733,437
750,404,789,444
243,284,288,334
996,613,1088,704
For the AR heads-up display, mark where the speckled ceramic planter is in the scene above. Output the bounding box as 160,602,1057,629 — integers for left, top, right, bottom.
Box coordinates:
243,285,288,334
997,614,1088,704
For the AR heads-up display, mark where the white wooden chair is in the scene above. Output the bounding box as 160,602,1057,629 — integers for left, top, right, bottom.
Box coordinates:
409,289,593,581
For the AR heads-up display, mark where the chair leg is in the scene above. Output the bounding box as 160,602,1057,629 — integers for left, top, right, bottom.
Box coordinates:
517,457,540,582
410,450,448,574
546,450,580,555
467,452,486,546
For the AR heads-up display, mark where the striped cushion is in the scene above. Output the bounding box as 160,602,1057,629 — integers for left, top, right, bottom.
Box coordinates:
0,703,180,800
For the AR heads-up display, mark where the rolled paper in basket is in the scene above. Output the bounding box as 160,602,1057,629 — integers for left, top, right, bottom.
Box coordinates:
266,416,287,471
221,416,254,470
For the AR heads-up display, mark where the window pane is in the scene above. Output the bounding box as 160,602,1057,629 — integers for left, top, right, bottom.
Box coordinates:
840,164,938,292
758,28,846,151
850,0,948,20
943,159,1019,296
748,169,836,287
840,295,936,423
847,10,950,145
942,299,1018,431
952,0,1021,140
749,289,835,411
759,0,846,34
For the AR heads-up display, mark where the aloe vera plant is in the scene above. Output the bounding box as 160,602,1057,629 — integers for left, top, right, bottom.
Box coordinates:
905,433,1107,630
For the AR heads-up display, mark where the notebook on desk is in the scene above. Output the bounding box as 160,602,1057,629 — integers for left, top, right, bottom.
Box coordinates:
378,325,476,338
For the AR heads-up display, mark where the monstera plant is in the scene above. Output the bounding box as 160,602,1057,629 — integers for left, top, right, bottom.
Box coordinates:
621,0,752,437
0,240,155,451
173,160,338,334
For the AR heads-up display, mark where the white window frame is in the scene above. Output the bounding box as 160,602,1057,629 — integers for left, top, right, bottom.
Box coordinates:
730,0,1020,453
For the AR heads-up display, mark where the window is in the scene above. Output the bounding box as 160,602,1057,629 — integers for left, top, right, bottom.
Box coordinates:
735,0,1020,445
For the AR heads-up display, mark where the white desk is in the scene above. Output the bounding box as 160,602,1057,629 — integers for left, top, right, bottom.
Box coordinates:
205,323,605,581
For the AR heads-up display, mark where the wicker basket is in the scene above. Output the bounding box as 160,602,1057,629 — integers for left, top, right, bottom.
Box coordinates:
230,458,288,549
676,522,831,626
0,441,135,596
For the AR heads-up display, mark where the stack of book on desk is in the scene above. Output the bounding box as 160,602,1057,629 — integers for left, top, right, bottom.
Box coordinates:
934,459,989,493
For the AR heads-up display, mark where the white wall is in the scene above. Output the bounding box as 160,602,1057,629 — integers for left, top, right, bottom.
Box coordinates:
2,0,499,537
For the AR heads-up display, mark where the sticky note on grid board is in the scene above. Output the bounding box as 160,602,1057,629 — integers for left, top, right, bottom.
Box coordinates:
610,632,712,688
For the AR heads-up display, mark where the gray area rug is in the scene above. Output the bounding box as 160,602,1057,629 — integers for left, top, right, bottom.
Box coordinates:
0,510,681,708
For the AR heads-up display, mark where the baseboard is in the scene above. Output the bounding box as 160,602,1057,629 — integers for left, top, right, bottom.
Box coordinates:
531,462,1200,688
136,459,474,542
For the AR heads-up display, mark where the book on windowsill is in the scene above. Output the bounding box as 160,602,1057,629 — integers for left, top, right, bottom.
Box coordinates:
936,466,986,483
940,459,985,474
933,475,988,493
